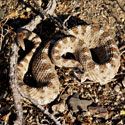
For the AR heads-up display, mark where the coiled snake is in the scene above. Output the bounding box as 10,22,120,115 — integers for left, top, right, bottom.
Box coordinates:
17,25,120,105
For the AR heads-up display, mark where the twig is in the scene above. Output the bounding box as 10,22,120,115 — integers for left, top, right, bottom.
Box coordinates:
9,41,23,125
33,0,69,33
21,15,42,32
62,15,72,30
33,0,78,35
0,18,9,51
9,0,61,125
33,0,56,18
45,0,57,15
115,0,125,12
16,85,61,125
21,0,57,32
119,45,125,56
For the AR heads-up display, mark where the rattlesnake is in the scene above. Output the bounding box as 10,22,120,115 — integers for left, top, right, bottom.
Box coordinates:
17,25,120,105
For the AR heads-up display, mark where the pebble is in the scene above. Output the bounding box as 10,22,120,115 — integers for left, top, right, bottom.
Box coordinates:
68,97,92,112
26,7,31,12
114,85,120,93
122,77,125,87
88,106,108,119
120,110,125,115
52,100,66,114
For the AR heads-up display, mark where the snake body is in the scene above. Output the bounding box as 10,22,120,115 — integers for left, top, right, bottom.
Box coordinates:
17,25,120,105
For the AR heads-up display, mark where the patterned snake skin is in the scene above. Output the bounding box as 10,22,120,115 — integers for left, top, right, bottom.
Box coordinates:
17,25,120,105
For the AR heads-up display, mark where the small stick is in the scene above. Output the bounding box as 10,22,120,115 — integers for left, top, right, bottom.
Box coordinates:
9,42,23,125
9,0,61,124
16,85,61,125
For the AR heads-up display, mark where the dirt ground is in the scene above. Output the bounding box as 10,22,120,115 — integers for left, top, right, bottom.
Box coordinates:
0,0,125,125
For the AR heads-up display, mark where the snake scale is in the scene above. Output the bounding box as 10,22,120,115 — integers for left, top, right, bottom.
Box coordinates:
17,25,120,105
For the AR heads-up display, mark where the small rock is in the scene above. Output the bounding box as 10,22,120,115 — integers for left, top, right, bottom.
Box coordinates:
95,98,99,103
26,7,31,12
68,97,92,112
0,10,5,19
114,85,120,92
120,110,125,115
61,93,69,100
52,100,66,114
67,112,76,123
88,106,108,119
117,119,124,125
122,77,125,87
